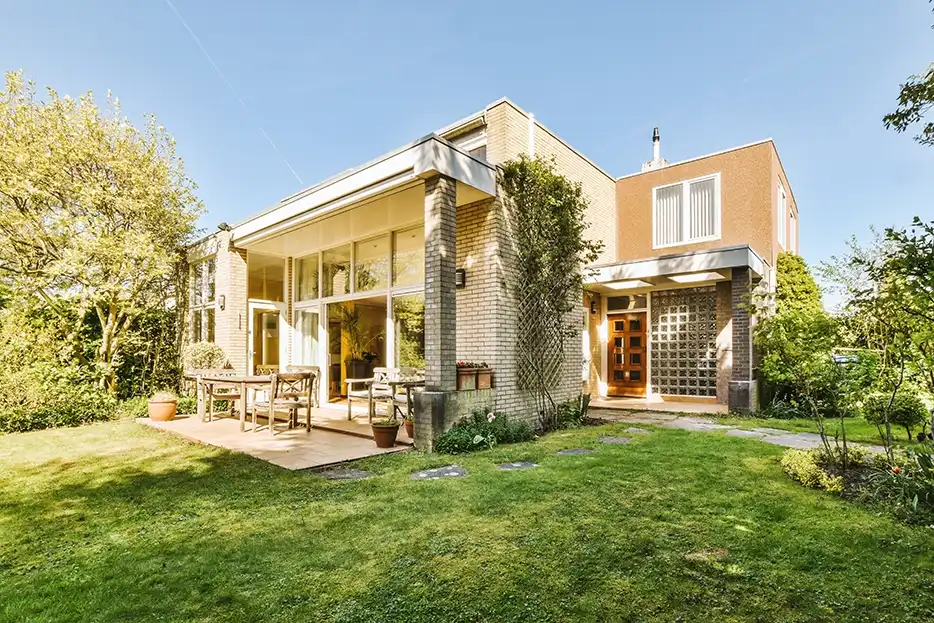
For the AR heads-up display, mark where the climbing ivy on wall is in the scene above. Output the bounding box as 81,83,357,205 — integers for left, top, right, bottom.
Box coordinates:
500,155,603,429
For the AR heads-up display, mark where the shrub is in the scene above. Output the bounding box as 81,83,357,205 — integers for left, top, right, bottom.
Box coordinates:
435,410,536,454
780,449,844,493
556,398,584,429
867,446,934,522
182,342,228,371
177,395,197,414
0,370,117,433
862,391,929,441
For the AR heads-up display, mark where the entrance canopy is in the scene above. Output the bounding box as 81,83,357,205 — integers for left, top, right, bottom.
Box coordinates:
586,244,766,293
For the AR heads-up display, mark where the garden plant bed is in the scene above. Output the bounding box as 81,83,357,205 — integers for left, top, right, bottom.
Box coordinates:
2,419,934,622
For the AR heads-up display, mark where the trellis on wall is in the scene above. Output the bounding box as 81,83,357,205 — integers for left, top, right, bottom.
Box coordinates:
650,286,718,397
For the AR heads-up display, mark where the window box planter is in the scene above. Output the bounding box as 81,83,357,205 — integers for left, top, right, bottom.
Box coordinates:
456,363,494,391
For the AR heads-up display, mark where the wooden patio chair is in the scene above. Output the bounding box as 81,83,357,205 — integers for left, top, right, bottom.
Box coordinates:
189,368,241,423
250,372,314,435
285,365,321,408
373,367,419,419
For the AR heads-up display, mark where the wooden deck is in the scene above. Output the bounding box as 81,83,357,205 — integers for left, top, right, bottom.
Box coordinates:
590,396,728,415
140,405,412,470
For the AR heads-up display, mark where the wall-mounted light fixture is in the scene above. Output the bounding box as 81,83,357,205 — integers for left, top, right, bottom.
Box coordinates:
219,294,226,311
590,300,597,314
455,268,466,288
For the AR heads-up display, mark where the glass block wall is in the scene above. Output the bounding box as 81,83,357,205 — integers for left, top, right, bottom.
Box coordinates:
650,286,717,397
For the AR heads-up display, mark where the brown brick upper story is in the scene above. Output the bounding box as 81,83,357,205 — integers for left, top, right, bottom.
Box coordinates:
615,139,799,270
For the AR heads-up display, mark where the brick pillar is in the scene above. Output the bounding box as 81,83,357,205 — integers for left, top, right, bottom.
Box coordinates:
728,267,756,413
415,175,458,449
215,231,249,374
423,174,457,391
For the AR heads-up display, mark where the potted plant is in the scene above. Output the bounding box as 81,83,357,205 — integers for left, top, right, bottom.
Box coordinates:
371,418,400,448
403,413,414,439
148,391,178,422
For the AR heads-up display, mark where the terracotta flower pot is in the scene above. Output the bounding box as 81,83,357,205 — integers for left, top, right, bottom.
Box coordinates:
148,400,177,422
371,422,400,448
404,419,414,438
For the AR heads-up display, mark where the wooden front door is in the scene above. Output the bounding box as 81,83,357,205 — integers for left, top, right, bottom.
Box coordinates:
607,312,647,397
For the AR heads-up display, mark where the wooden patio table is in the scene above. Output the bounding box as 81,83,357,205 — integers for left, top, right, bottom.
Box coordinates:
198,374,272,432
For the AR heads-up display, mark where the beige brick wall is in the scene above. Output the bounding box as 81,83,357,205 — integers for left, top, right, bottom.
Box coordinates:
214,231,248,374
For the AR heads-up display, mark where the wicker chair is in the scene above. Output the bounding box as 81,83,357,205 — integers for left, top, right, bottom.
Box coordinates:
249,372,314,435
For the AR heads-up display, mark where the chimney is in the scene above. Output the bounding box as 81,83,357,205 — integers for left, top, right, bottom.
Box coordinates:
642,126,669,172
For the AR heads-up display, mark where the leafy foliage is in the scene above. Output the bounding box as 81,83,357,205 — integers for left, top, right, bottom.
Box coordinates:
780,449,845,493
435,410,536,454
500,156,602,429
868,445,934,523
775,252,822,312
884,61,934,146
862,391,930,441
0,71,202,393
182,342,228,371
0,304,116,432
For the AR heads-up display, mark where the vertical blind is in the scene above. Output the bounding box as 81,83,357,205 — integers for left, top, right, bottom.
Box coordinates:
653,176,719,247
688,178,717,240
653,184,684,247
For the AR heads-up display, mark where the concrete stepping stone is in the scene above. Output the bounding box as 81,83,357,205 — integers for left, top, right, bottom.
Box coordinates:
663,417,735,432
555,448,593,456
759,433,823,450
726,429,767,439
750,427,796,435
318,467,375,481
599,436,633,445
497,461,539,470
625,427,653,435
409,465,468,480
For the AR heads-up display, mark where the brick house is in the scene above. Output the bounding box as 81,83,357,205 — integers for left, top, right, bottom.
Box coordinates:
188,98,797,446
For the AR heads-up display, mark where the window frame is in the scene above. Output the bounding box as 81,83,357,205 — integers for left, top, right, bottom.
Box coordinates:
189,256,217,343
789,206,797,253
777,182,787,249
651,172,722,250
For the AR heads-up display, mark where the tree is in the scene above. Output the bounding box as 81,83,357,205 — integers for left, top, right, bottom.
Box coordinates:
775,251,822,312
500,156,602,429
0,71,202,393
883,2,934,145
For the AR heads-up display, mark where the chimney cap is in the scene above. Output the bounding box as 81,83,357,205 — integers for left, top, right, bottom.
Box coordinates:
652,127,660,142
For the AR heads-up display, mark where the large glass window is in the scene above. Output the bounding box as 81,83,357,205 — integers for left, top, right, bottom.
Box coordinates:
295,254,319,301
190,257,216,343
322,245,351,297
354,235,389,292
653,174,720,248
393,293,425,369
248,253,285,302
295,309,319,365
393,226,424,287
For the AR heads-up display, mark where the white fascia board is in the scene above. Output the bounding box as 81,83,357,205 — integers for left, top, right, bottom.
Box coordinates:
413,137,497,196
231,135,495,245
587,245,765,284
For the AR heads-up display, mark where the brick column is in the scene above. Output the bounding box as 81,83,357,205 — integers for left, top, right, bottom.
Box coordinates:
423,174,457,391
214,231,249,374
415,175,458,450
728,267,756,413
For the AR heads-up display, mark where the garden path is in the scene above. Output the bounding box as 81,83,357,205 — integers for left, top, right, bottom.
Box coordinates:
588,409,887,454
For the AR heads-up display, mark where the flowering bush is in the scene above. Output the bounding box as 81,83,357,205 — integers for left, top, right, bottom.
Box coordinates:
456,361,489,369
435,409,535,454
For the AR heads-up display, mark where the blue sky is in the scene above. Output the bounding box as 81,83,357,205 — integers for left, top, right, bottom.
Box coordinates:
2,0,933,273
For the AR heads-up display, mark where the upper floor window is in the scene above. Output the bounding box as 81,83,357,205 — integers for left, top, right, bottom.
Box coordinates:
789,208,797,253
777,183,787,249
248,253,285,302
652,174,720,249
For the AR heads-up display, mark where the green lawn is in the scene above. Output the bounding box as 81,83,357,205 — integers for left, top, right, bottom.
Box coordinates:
2,419,933,622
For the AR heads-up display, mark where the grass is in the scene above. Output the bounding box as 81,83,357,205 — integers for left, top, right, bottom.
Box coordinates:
2,419,933,622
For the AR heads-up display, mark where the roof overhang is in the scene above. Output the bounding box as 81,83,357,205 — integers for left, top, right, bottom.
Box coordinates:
231,134,496,247
586,245,766,292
